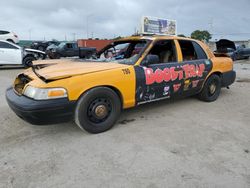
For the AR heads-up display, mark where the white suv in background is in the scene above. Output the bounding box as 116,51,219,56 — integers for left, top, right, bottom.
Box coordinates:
0,40,46,67
0,30,19,44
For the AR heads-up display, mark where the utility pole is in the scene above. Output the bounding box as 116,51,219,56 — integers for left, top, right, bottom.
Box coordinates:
72,33,76,41
208,18,214,39
86,16,89,39
86,14,94,39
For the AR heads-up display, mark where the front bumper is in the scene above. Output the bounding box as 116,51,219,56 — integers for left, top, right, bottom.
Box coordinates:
6,87,76,125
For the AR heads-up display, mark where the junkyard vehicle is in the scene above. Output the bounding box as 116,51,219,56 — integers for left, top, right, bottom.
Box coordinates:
0,30,19,44
46,42,96,59
215,39,250,60
30,40,60,52
234,45,250,60
0,40,46,67
6,36,236,133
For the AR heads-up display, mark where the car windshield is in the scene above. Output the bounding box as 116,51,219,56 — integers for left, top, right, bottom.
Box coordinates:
58,42,66,48
88,40,150,65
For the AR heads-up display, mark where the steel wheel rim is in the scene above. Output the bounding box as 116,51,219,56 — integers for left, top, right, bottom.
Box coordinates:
209,82,217,95
87,98,112,124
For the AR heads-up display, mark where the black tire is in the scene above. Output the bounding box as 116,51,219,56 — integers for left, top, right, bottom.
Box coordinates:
75,87,121,133
23,56,36,68
198,74,221,102
51,53,60,59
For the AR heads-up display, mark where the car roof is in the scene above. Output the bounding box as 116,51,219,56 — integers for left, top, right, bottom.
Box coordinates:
116,35,198,42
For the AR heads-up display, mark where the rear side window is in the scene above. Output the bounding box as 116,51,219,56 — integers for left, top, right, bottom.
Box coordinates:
192,41,207,59
0,42,18,49
0,30,10,35
179,40,207,61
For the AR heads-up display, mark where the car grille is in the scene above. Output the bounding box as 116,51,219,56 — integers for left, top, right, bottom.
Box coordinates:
14,74,32,95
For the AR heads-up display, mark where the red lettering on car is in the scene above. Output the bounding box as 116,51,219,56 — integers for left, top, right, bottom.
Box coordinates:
155,69,164,83
163,68,171,82
144,63,206,85
145,68,155,85
197,64,205,77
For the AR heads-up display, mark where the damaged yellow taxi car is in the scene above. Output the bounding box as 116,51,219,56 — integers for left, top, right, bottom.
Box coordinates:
6,36,236,133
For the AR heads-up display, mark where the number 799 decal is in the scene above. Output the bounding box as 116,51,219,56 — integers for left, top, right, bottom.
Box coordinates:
122,68,130,75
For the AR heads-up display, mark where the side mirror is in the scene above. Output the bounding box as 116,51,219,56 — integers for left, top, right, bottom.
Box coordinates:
143,54,160,66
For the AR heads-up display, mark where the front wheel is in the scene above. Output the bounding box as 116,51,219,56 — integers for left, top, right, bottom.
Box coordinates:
23,56,36,68
75,87,121,133
198,74,221,102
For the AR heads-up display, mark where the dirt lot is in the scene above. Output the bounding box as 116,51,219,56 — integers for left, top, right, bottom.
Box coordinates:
0,60,250,188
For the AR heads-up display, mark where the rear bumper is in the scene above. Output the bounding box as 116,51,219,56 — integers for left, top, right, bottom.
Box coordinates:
6,87,76,125
221,70,236,87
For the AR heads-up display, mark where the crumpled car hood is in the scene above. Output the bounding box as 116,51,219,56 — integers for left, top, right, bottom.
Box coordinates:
29,59,129,81
25,48,45,54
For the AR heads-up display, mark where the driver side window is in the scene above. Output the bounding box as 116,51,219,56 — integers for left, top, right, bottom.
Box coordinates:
147,40,177,65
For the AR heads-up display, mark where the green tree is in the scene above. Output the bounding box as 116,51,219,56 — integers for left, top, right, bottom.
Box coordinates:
113,36,122,40
191,30,211,42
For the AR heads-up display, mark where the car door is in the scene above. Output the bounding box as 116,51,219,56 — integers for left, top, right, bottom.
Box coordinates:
177,40,212,96
72,43,79,56
134,40,181,104
0,41,22,65
64,43,76,57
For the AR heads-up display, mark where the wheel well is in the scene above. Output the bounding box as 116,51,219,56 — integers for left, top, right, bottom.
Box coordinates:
23,54,35,60
7,39,14,43
200,72,222,91
77,86,124,109
106,86,124,108
211,72,222,78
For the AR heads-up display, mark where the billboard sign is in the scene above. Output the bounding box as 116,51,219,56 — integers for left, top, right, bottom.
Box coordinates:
141,16,177,36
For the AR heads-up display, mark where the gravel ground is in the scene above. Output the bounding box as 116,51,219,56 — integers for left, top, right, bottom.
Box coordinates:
0,60,250,188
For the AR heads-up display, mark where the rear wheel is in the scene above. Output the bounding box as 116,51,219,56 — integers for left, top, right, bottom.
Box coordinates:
52,53,60,59
198,74,221,102
75,87,121,133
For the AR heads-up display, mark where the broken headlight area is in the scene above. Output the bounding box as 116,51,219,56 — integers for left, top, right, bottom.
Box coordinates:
14,74,32,95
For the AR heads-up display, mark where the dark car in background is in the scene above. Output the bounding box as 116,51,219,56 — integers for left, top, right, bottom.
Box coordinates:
234,45,250,60
30,40,60,52
215,39,250,61
46,42,96,59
